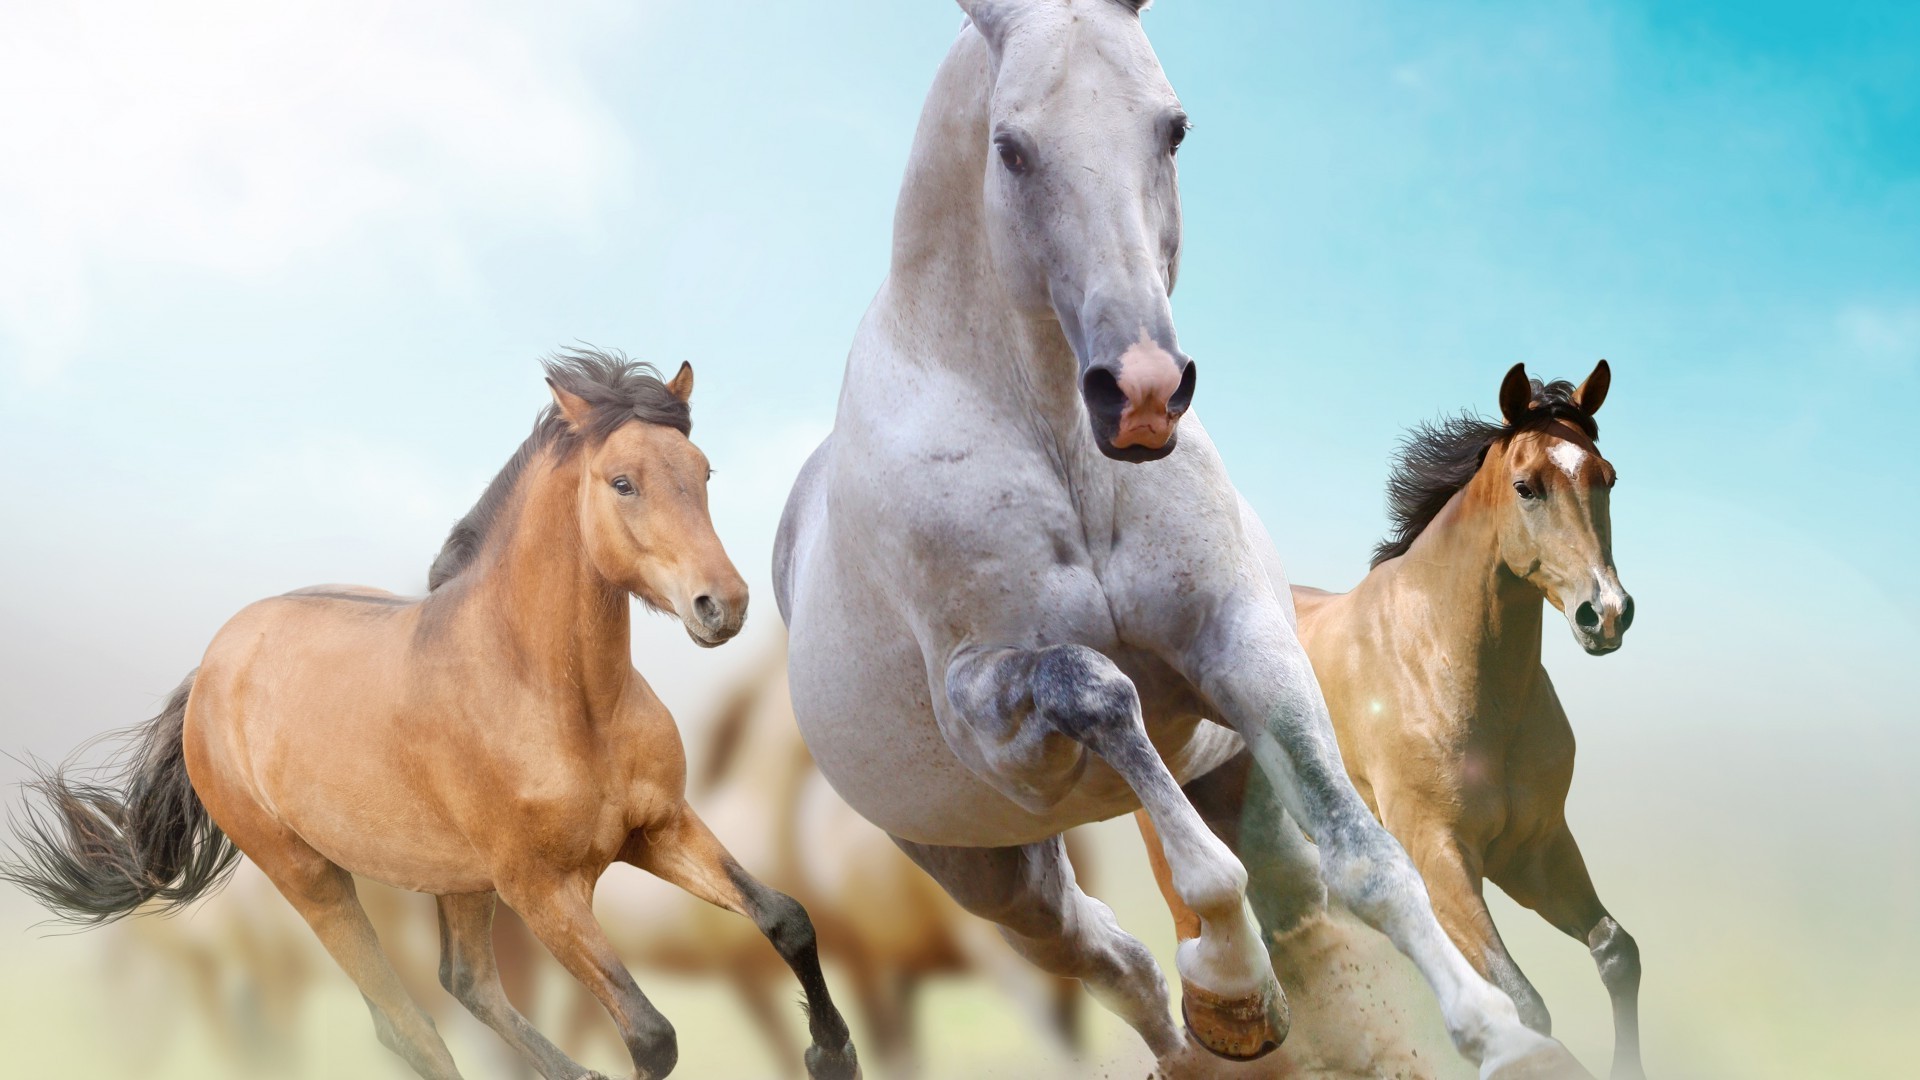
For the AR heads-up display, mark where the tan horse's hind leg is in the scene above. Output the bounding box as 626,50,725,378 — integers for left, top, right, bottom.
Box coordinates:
624,805,859,1080
436,891,601,1080
266,857,462,1079
1492,828,1643,1080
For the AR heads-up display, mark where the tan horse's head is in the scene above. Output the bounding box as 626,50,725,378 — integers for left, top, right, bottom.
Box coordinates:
1486,361,1632,654
548,362,748,648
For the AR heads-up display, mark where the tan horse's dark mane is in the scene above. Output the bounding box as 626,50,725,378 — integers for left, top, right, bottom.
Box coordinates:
427,347,692,591
1370,378,1599,569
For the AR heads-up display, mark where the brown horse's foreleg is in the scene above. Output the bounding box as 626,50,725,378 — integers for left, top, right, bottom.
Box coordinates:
497,875,678,1080
1494,827,1643,1080
436,891,598,1080
1388,817,1552,1036
270,861,463,1079
624,807,859,1080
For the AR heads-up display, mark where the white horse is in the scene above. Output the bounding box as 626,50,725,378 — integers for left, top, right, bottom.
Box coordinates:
775,3,1587,1077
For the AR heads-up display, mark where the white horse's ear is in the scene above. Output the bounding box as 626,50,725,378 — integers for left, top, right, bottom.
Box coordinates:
666,361,694,403
1498,363,1533,425
1573,359,1610,416
956,0,1008,43
547,378,593,429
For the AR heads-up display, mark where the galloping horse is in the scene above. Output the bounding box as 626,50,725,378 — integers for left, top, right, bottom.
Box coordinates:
775,3,1581,1076
4,350,858,1080
1146,362,1643,1078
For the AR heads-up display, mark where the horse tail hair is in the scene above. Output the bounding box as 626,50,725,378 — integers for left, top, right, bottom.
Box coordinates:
2,671,240,926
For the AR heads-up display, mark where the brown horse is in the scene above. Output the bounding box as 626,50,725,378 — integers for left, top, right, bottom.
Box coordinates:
1145,362,1642,1079
2,349,859,1080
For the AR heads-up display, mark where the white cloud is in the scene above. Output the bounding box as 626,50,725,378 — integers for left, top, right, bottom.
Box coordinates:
1838,303,1920,375
0,0,633,377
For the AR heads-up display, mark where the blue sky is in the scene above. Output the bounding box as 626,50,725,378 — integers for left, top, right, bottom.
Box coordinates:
1,0,1915,751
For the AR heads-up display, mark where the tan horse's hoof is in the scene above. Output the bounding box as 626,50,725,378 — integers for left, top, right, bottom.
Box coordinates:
1180,975,1289,1061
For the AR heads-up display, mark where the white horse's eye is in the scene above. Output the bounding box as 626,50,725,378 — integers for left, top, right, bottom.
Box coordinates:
1170,121,1190,154
995,137,1029,175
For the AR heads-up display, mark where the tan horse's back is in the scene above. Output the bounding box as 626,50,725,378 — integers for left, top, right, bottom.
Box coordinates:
184,586,505,894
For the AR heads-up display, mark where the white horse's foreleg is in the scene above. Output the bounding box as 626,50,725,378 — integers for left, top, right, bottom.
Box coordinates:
947,645,1286,1060
1185,604,1589,1080
891,836,1183,1058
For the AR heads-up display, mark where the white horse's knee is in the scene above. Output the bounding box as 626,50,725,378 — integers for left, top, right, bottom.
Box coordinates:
1322,824,1426,926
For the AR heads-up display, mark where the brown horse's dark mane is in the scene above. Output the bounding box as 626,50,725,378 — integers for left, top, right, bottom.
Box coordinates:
1370,377,1599,569
427,347,692,591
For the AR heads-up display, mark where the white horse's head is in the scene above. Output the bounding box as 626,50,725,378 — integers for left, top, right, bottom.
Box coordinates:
960,0,1194,462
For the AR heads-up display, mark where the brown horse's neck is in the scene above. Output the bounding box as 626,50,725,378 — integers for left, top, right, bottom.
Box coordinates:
458,445,632,715
1387,468,1545,687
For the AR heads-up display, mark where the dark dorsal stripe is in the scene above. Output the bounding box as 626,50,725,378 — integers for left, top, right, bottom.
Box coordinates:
1370,378,1598,569
426,348,691,591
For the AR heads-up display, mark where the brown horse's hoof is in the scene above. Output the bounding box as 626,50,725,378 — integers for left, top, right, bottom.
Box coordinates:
1180,975,1289,1061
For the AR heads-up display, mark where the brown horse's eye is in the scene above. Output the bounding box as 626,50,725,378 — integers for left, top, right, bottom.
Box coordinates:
1513,480,1536,500
611,476,635,496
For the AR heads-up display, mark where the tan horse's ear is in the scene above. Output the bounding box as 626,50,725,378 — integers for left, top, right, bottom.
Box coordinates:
1498,363,1532,425
667,361,694,403
546,378,593,430
1573,359,1610,416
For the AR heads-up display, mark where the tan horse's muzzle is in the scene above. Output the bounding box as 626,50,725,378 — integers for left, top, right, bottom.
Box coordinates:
683,577,749,649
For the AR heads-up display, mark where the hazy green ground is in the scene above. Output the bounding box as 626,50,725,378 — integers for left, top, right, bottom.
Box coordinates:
5,719,1916,1080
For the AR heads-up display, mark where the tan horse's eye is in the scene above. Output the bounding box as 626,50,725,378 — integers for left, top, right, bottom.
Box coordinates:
1513,480,1537,500
611,476,635,496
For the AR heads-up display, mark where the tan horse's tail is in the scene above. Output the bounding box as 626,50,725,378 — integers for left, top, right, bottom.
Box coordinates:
1,671,240,925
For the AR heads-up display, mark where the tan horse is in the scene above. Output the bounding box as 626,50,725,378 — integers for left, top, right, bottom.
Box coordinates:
2,350,859,1080
1145,362,1642,1078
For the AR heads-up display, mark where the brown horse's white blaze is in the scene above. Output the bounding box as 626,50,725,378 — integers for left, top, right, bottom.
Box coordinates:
1,351,858,1080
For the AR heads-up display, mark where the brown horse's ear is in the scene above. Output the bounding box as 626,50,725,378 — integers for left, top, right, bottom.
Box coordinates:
1573,359,1611,416
667,361,694,403
546,378,593,430
1498,363,1533,424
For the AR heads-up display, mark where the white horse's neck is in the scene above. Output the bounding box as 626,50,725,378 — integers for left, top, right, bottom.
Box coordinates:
880,28,1089,449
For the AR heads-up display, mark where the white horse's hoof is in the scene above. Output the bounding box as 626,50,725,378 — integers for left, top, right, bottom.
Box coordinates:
1180,975,1289,1061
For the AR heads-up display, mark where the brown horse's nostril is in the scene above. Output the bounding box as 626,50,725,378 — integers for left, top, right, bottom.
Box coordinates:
1619,595,1635,631
1575,601,1601,631
693,594,723,628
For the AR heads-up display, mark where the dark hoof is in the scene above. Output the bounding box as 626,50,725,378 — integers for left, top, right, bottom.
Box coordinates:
804,1040,861,1080
1180,976,1289,1061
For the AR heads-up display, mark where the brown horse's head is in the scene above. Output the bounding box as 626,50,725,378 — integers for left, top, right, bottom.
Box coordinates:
1486,361,1632,655
548,361,748,648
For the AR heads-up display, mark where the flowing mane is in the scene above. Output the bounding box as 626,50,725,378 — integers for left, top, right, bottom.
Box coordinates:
427,347,692,590
1370,377,1599,568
